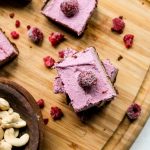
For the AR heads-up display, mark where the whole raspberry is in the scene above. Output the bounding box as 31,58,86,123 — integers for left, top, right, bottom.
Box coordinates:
50,106,63,120
28,27,44,44
78,71,97,88
126,103,141,121
111,17,125,34
36,99,45,108
43,56,55,68
49,32,64,47
15,20,21,28
60,0,79,17
123,34,134,48
11,31,19,39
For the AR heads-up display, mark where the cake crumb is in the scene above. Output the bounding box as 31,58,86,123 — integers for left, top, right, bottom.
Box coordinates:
117,55,123,61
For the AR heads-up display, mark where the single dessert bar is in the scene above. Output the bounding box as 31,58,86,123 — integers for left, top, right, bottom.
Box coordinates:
55,47,117,112
42,0,97,36
0,29,19,67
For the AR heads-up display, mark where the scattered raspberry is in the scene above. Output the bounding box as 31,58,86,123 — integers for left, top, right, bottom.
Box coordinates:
9,13,15,18
49,32,64,47
126,103,141,121
50,106,63,120
11,31,19,39
43,56,55,68
36,99,45,109
27,25,31,30
15,20,21,28
58,51,65,58
28,27,44,44
60,0,79,17
43,118,49,125
111,17,125,34
78,71,97,88
123,34,134,48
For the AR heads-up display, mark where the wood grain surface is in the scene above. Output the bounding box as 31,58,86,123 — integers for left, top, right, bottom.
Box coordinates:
0,0,150,149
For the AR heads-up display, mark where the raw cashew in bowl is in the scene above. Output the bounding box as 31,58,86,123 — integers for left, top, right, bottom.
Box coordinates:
0,98,10,111
0,140,12,150
0,127,4,140
4,128,29,147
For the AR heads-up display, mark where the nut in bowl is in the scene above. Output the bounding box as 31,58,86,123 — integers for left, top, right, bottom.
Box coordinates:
0,78,43,150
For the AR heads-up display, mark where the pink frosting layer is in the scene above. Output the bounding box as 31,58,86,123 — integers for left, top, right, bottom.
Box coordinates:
55,47,116,112
42,0,97,35
0,31,17,61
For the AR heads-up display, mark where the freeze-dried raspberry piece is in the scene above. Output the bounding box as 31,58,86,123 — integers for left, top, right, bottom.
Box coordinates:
36,99,45,108
58,51,65,58
78,71,97,88
49,32,64,47
15,20,21,28
43,118,49,125
111,17,125,34
123,34,134,48
50,106,64,120
28,27,44,44
43,56,55,68
60,0,79,17
126,103,141,121
11,31,19,39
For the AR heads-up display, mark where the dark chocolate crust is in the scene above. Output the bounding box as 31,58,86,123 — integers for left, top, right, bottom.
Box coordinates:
0,78,44,150
41,0,98,36
0,28,19,67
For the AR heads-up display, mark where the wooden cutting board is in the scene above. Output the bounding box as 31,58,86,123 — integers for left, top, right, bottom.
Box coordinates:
0,0,150,149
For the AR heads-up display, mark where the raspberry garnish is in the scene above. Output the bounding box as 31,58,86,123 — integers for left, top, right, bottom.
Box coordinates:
60,0,79,17
50,106,63,120
78,71,97,88
43,56,55,68
49,32,64,47
123,34,134,48
43,118,49,125
28,27,44,44
58,51,65,58
111,17,125,34
27,25,31,30
36,99,45,108
10,31,19,39
9,13,15,18
126,103,141,121
15,20,21,28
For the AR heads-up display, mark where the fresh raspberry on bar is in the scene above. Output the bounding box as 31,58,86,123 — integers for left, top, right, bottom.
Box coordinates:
126,103,141,121
123,34,134,48
111,17,125,34
60,0,79,17
50,106,64,120
43,56,55,68
78,71,97,88
49,32,64,47
28,27,44,44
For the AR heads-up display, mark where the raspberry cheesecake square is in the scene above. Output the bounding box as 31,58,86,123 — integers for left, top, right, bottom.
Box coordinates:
55,47,117,112
42,0,97,36
0,29,19,67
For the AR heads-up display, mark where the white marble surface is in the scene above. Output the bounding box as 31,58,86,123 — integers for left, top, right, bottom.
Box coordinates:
130,118,150,150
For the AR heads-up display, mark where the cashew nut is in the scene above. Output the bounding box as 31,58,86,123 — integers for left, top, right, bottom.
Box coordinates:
4,128,29,147
0,127,4,140
0,98,10,111
14,129,19,137
0,140,12,150
7,108,13,114
0,111,9,119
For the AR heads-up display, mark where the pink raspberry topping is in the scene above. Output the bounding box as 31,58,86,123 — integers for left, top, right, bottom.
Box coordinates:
15,20,21,28
126,103,141,121
11,31,19,39
60,0,79,17
28,27,44,44
78,71,97,88
50,106,64,120
36,99,45,108
43,56,55,68
49,32,64,47
58,51,65,58
111,17,125,34
123,34,134,48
